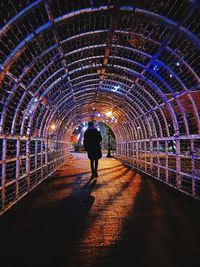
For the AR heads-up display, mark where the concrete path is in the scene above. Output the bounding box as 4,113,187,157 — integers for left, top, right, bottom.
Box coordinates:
0,153,200,267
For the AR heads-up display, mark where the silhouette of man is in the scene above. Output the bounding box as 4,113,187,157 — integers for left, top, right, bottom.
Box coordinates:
83,121,102,179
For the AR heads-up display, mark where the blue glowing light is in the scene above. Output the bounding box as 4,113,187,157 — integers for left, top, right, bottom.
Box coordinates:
113,85,120,91
153,65,159,71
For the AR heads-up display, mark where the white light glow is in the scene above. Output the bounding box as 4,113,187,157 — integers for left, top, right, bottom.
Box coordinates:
113,85,120,91
105,111,112,117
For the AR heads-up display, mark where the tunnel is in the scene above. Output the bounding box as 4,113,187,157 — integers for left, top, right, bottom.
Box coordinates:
1,1,200,266
1,0,200,215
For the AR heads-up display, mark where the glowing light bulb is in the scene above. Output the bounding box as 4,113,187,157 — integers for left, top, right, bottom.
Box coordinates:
51,124,56,130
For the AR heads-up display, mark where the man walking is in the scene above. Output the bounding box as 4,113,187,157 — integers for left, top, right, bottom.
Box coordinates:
83,121,102,179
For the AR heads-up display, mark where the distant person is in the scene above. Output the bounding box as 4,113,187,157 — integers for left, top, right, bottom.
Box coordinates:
83,121,102,179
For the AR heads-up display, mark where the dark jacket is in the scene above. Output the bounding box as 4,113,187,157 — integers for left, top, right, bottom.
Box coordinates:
83,128,102,160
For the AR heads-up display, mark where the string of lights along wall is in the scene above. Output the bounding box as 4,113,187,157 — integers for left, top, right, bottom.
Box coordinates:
0,0,200,215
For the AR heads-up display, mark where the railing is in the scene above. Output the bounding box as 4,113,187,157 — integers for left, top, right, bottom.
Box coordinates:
116,135,200,200
0,135,70,216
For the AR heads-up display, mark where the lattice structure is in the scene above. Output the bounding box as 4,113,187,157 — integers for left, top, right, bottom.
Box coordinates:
0,0,200,215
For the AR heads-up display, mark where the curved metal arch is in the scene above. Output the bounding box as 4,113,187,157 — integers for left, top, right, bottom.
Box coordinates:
19,58,176,140
55,83,160,138
23,57,198,136
1,29,198,135
21,63,168,140
48,87,150,138
0,7,108,85
63,81,154,116
1,1,198,54
45,30,200,91
62,41,199,116
113,30,199,83
5,43,198,138
3,34,198,126
55,80,147,109
38,107,52,137
55,95,130,125
1,48,60,132
49,96,148,142
32,104,47,135
34,61,166,111
10,58,61,134
0,12,197,92
55,4,200,50
105,64,180,130
1,4,199,78
61,71,169,137
135,7,200,49
5,52,192,138
9,70,61,133
145,68,190,135
111,63,189,136
47,62,179,134
0,2,198,140
0,20,54,85
50,99,139,139
0,0,43,37
1,2,198,104
56,106,129,142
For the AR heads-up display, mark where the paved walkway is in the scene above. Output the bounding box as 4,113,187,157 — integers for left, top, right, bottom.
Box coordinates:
0,153,200,267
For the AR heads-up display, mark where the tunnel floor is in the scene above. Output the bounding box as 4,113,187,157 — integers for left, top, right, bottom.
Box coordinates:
0,153,200,267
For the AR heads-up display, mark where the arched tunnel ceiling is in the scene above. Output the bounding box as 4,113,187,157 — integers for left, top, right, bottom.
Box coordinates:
0,0,200,141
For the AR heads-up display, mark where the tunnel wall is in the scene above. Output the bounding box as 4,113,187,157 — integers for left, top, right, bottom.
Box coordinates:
116,136,200,200
0,136,70,215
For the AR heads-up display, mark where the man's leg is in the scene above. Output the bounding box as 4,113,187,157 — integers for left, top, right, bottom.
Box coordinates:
94,159,98,177
90,159,95,178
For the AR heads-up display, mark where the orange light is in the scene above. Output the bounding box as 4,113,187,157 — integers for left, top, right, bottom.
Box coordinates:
51,124,56,130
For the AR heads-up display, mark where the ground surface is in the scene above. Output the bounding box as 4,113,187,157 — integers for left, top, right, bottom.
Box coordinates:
0,153,200,267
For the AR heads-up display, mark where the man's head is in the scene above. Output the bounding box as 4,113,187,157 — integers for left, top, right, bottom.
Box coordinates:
88,121,94,127
88,121,96,129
